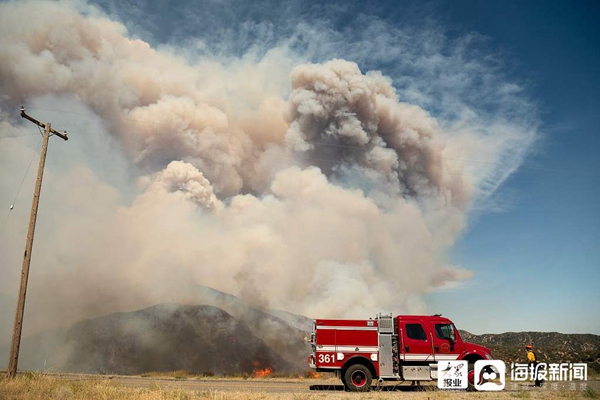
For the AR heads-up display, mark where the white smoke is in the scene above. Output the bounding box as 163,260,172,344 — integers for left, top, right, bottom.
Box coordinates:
140,161,222,211
0,0,537,337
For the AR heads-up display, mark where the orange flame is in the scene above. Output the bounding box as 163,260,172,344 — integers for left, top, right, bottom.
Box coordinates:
253,367,272,377
309,372,321,378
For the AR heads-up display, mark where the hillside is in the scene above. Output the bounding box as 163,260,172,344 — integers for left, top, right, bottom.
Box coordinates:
7,304,300,375
192,286,312,370
460,330,600,373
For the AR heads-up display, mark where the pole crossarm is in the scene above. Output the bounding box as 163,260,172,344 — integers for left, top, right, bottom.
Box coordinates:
20,107,68,141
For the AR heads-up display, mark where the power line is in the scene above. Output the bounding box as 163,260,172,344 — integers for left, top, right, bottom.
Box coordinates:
0,137,42,234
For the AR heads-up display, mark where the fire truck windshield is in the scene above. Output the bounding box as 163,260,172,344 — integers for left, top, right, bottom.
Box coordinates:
435,323,456,342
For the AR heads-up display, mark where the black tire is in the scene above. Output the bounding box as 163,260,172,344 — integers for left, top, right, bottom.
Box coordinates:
344,364,372,392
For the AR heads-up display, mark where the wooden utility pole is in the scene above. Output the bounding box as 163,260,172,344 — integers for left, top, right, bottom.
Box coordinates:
6,107,67,379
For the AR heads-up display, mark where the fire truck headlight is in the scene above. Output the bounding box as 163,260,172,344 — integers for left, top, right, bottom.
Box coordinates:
370,353,378,362
337,353,344,361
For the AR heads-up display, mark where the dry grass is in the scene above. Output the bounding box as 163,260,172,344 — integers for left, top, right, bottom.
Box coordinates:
0,373,596,400
0,373,195,400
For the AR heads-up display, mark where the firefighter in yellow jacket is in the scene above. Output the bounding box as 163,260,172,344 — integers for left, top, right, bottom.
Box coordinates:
526,344,543,386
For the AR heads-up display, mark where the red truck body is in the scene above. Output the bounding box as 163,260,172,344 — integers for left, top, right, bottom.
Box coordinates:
308,314,492,391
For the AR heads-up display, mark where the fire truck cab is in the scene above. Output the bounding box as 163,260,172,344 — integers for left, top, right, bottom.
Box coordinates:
308,314,492,391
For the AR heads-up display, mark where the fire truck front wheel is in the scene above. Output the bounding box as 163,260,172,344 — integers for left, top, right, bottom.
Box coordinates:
344,364,372,392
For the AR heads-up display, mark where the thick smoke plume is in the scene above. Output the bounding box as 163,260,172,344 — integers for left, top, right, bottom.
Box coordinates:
0,0,537,344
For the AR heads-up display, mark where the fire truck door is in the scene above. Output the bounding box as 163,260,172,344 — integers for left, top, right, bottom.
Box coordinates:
398,319,434,362
431,322,463,361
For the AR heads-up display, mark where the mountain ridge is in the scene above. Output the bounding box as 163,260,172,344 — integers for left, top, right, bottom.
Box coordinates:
459,330,600,373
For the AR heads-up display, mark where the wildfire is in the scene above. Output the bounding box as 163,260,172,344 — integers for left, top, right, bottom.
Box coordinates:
252,361,272,377
309,372,321,379
253,367,272,377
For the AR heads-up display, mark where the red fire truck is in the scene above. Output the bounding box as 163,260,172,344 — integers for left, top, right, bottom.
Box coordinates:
308,314,493,391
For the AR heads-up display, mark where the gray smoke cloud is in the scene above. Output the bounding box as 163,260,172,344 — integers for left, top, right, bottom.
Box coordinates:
0,0,537,344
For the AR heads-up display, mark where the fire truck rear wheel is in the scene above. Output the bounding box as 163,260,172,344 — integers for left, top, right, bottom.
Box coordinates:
344,364,372,392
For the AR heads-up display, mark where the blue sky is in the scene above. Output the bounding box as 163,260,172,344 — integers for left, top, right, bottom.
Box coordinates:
427,0,600,334
0,0,597,336
90,0,599,333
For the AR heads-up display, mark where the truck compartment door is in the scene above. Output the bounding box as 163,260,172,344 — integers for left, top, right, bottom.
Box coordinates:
378,334,393,376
